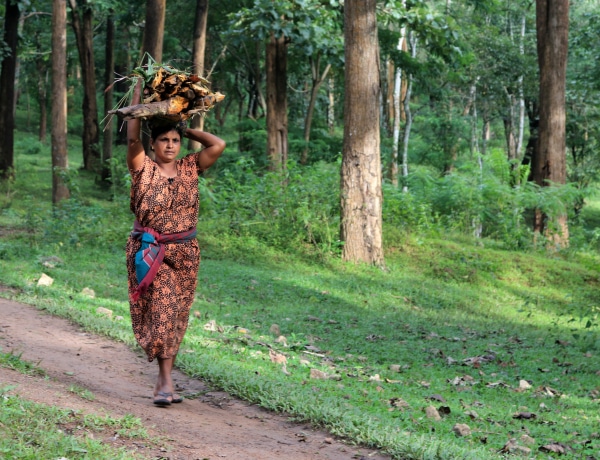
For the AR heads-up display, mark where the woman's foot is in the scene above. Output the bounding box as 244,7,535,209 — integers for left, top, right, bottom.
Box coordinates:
153,391,173,406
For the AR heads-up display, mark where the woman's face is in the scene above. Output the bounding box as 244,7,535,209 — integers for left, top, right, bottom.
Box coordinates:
151,129,181,163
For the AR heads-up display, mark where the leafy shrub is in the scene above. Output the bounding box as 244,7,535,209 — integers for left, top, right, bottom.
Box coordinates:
209,159,341,257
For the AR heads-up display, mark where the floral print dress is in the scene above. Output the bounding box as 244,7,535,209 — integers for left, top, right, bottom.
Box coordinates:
126,154,203,362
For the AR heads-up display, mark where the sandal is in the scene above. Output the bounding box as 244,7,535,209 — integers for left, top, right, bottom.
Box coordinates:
153,391,173,406
171,394,183,403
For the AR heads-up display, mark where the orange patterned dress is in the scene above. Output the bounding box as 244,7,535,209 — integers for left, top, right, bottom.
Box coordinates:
126,154,203,362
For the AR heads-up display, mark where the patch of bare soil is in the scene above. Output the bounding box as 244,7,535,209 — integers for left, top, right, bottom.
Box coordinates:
0,297,390,460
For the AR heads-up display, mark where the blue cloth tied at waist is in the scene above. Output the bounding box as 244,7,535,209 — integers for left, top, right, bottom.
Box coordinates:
130,220,197,303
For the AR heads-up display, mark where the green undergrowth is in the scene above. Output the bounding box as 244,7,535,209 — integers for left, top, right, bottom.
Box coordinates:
1,133,599,459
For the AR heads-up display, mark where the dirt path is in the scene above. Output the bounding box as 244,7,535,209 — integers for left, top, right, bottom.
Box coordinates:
0,297,389,460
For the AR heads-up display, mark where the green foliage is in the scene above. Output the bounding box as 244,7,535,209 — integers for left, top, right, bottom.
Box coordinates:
208,159,341,258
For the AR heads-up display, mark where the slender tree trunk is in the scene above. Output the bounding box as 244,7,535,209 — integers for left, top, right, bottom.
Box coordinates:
327,76,335,134
69,0,101,172
301,55,331,164
266,33,288,172
390,26,408,186
516,14,526,160
13,14,26,118
385,59,394,136
102,13,115,182
51,0,70,203
401,34,417,193
481,117,490,157
341,0,384,266
188,0,209,151
534,0,569,246
0,0,20,180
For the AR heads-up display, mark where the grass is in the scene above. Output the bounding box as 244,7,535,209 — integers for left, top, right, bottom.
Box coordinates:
0,351,45,377
0,353,146,460
0,130,599,459
0,391,146,459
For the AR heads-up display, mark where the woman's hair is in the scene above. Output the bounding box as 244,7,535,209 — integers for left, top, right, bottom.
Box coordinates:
148,119,185,141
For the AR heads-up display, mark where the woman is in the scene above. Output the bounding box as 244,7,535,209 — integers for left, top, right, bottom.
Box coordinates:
125,80,226,406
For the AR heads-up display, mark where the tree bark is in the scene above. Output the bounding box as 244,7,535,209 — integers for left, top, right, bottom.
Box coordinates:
51,0,70,203
266,33,288,172
188,0,209,151
0,0,20,180
533,0,569,246
142,0,166,158
102,13,115,182
142,0,166,63
340,0,384,266
68,0,101,172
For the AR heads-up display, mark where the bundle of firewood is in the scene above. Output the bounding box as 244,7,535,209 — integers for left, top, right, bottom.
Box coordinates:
109,64,225,123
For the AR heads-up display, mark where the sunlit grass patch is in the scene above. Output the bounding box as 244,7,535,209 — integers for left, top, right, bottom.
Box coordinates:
0,388,146,459
0,350,45,377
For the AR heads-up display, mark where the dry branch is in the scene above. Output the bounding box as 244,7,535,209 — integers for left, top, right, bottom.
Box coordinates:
108,63,225,123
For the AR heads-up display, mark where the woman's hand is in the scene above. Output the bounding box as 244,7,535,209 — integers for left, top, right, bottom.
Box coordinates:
186,128,226,171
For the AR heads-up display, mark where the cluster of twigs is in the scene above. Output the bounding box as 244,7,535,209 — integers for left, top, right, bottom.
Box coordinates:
108,57,224,124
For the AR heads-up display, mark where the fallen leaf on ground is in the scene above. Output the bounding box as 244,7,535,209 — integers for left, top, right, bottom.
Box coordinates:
513,412,536,420
539,442,571,454
310,369,329,380
269,349,287,365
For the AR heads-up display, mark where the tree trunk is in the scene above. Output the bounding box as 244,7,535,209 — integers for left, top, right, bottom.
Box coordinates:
102,13,115,182
391,28,409,187
401,33,417,193
327,76,335,134
69,0,101,172
188,0,209,151
266,33,288,172
301,55,330,164
340,0,384,267
385,59,394,136
142,0,166,158
0,0,20,180
13,13,25,117
142,0,166,63
533,0,569,246
516,14,526,161
51,0,70,203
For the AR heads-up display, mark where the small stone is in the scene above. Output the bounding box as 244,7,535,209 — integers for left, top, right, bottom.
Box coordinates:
425,406,442,421
389,364,402,372
452,423,471,437
519,379,532,390
81,287,95,298
37,273,54,287
96,307,113,319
